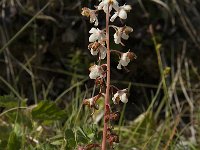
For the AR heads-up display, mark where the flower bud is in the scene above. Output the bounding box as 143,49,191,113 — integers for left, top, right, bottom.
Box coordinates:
105,111,120,122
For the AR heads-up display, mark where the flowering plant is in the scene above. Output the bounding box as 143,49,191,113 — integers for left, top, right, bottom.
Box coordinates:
81,0,136,149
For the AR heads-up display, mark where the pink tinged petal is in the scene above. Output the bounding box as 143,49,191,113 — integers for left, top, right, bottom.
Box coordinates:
90,14,98,26
88,98,94,106
100,46,107,59
109,5,112,12
121,93,128,103
97,2,104,10
121,33,129,40
89,34,98,42
91,49,98,55
121,53,129,61
89,68,100,79
112,89,128,104
119,59,129,67
89,72,97,79
89,28,98,33
123,5,132,11
103,5,109,13
94,19,98,26
119,9,127,20
110,12,118,22
112,1,119,11
119,53,130,67
89,65,103,79
114,33,121,44
117,63,122,69
112,93,119,104
99,32,106,41
90,17,94,23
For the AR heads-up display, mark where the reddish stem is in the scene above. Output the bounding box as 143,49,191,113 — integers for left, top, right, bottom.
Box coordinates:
102,6,110,150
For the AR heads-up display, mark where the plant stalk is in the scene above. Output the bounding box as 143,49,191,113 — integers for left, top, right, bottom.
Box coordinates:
102,6,110,150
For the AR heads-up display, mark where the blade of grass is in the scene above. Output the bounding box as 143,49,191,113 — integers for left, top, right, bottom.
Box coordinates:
0,2,50,54
55,78,88,104
0,76,23,101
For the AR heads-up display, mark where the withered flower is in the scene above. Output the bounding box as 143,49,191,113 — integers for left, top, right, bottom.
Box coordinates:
82,7,99,26
88,42,107,59
83,94,102,110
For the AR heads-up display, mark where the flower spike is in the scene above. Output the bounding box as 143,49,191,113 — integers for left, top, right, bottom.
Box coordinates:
82,0,135,149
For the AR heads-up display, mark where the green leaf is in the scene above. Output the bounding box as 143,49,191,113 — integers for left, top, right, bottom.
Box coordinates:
76,127,90,144
65,129,74,139
0,95,26,108
31,101,66,121
0,125,12,140
65,129,76,148
0,140,7,150
7,132,21,150
50,140,63,146
49,134,63,146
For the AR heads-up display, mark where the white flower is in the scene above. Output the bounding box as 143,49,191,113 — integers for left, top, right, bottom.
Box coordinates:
113,26,133,45
117,51,136,69
112,89,128,104
99,46,107,59
89,64,104,79
110,5,132,22
98,0,119,13
81,7,99,26
89,28,106,42
88,42,107,59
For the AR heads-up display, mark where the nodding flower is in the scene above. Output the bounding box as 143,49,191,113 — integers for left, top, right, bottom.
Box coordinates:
98,0,119,13
81,7,99,26
88,42,107,59
89,64,104,79
117,51,136,70
110,4,132,22
83,94,102,110
112,89,128,104
113,26,133,45
89,28,106,43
